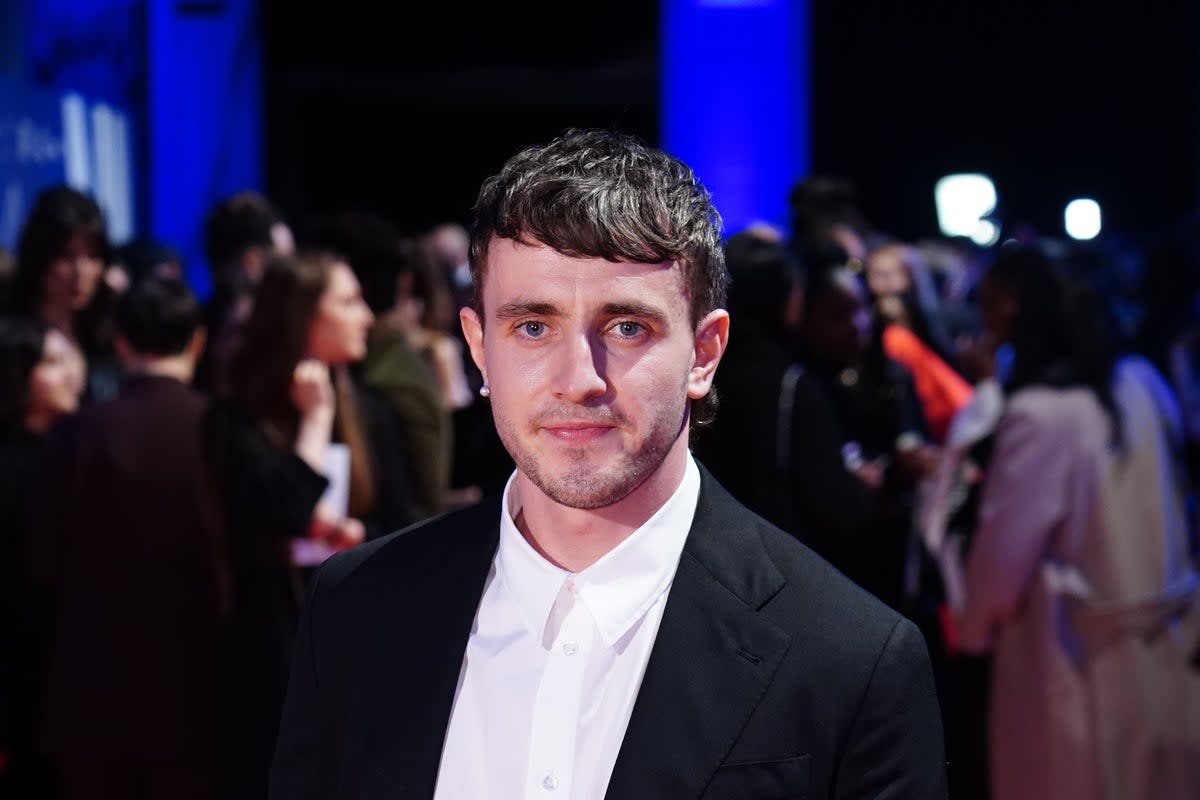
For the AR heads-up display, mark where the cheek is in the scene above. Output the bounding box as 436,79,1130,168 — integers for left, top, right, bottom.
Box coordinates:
80,259,101,284
28,368,59,405
612,347,689,404
43,267,70,297
28,373,49,402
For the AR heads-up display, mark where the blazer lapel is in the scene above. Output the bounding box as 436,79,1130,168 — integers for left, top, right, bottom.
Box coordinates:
358,498,501,798
605,467,791,799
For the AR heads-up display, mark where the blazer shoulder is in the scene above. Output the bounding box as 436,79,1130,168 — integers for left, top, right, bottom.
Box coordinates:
747,507,906,653
315,495,501,590
695,467,902,645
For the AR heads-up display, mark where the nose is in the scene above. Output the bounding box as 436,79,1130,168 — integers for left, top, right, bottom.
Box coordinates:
550,331,607,403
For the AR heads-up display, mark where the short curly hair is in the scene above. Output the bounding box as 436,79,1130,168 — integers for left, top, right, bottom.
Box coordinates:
468,129,729,426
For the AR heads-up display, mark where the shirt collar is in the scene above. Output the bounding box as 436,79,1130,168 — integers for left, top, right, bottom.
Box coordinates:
496,455,701,649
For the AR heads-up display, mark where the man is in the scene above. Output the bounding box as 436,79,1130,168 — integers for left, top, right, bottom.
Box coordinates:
196,190,294,394
270,129,947,799
696,232,880,575
29,277,226,800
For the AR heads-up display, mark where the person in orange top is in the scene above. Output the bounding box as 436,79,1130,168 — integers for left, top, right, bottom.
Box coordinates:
865,243,972,441
882,323,972,442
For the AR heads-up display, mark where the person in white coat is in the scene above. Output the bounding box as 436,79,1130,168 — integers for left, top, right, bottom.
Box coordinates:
961,245,1200,800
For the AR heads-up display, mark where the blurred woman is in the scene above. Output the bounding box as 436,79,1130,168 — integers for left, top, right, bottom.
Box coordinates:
10,186,122,401
961,246,1200,800
864,242,971,442
206,250,414,799
0,316,84,797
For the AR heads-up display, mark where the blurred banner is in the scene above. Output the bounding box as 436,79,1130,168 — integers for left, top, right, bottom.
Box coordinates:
4,0,263,298
0,76,135,249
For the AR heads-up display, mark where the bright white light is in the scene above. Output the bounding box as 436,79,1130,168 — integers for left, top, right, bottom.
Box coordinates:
971,219,1001,247
935,174,998,242
1065,198,1101,240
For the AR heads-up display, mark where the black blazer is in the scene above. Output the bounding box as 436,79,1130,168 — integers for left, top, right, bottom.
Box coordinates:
270,465,948,799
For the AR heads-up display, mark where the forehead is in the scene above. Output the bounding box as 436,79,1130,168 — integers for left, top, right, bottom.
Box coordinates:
482,237,690,315
324,262,358,293
60,231,102,256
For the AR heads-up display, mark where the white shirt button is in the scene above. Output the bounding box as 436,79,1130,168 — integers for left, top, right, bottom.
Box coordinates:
542,774,558,791
561,642,578,656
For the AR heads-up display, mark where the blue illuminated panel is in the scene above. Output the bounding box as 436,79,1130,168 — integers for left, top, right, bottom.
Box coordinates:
661,0,809,237
147,0,263,299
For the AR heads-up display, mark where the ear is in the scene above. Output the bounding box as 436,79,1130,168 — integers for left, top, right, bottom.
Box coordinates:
459,306,487,382
687,309,730,400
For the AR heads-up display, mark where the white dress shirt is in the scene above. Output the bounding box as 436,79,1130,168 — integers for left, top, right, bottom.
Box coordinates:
432,456,701,800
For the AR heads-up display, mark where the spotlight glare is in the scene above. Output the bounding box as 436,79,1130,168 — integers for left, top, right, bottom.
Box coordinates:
971,219,1000,247
1065,198,1102,240
935,174,998,241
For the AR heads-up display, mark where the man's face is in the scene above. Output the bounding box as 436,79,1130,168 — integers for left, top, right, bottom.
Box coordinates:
461,238,728,510
807,269,871,365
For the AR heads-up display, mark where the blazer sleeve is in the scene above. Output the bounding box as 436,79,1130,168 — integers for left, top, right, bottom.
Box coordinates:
269,563,337,800
834,618,949,800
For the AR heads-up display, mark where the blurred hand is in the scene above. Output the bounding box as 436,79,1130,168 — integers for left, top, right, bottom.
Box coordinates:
328,518,366,551
291,359,334,418
962,459,984,485
853,459,886,490
897,444,940,479
309,504,365,551
957,332,997,382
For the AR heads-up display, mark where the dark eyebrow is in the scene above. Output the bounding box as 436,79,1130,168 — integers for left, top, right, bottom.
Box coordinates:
494,301,561,320
602,301,669,324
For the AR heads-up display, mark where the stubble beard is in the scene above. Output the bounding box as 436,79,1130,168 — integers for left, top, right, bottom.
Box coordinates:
493,396,688,511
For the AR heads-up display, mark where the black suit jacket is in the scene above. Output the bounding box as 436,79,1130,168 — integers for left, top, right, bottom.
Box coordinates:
270,465,947,799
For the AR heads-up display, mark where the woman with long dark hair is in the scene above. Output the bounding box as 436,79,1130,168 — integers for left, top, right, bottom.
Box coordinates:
10,186,121,401
206,250,414,799
0,315,84,797
960,246,1200,800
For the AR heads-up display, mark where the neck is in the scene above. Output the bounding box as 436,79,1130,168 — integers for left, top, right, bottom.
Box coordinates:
122,354,194,384
513,432,691,572
40,303,75,338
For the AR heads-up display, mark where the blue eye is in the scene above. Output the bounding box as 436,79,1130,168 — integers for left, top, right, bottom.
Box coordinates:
615,321,643,337
521,321,546,337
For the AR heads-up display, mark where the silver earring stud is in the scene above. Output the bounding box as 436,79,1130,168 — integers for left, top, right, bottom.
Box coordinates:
479,384,490,398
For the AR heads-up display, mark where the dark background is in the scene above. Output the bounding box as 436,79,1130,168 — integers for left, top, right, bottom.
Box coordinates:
263,0,1199,241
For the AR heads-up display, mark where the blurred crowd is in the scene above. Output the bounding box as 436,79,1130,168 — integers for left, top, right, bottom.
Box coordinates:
0,188,512,799
0,173,1198,799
